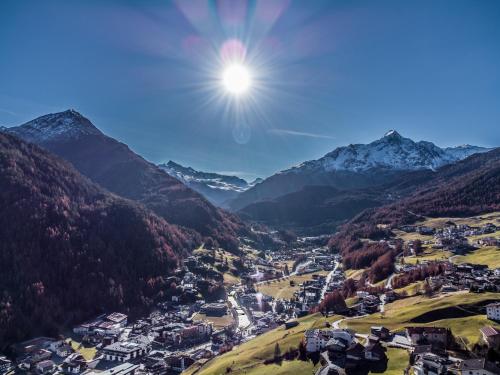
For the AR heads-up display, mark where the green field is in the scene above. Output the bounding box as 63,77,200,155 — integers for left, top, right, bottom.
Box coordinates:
381,347,409,375
452,246,500,268
185,313,341,375
402,248,452,265
393,280,425,297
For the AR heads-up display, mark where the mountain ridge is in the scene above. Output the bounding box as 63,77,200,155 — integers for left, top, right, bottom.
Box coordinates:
228,131,493,211
159,160,260,207
5,110,245,250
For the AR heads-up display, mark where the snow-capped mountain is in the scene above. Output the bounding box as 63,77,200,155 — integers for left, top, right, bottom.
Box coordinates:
6,109,102,143
159,161,259,206
228,130,493,211
283,130,490,174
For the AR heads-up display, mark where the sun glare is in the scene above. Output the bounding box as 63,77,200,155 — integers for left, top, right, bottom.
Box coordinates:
222,64,252,95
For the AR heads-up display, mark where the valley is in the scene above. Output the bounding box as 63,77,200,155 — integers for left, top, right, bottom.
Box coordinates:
0,112,499,375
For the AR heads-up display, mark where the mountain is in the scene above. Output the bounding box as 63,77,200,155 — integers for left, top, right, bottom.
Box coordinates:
159,161,258,206
0,132,197,348
352,147,500,226
329,148,500,281
228,130,491,211
6,110,244,251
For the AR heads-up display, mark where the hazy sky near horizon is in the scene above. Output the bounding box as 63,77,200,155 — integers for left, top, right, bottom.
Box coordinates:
1,0,499,180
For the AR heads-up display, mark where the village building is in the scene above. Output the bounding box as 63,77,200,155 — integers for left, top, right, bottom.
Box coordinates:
35,359,55,375
61,353,87,374
88,362,140,375
102,338,150,362
480,326,500,348
486,302,500,321
406,327,448,347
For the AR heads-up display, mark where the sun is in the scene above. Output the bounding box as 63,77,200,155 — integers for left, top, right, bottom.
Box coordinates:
222,64,252,95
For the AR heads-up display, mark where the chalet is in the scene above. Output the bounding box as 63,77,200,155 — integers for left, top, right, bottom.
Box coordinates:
487,302,500,321
304,329,354,353
480,326,500,348
406,327,448,347
456,359,500,375
61,353,87,374
48,340,72,357
35,360,55,375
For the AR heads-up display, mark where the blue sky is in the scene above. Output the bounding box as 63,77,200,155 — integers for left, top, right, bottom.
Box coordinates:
1,0,499,180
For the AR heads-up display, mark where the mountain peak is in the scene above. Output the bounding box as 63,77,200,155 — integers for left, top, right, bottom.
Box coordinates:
383,129,402,139
6,109,102,143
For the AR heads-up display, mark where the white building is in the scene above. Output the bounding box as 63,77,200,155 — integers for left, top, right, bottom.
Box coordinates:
102,338,150,362
486,302,500,321
304,329,354,353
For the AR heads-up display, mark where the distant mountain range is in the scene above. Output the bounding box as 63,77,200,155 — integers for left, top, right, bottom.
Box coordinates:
159,160,262,206
230,130,493,233
5,110,245,250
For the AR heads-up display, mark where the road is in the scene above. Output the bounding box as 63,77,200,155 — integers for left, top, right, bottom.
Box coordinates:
319,259,340,302
228,293,252,333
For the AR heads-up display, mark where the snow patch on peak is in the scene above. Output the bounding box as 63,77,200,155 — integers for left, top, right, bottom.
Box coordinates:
159,161,251,193
7,109,102,143
384,129,401,138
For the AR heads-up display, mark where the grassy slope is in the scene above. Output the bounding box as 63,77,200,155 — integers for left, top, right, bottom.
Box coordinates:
452,246,500,268
186,313,341,375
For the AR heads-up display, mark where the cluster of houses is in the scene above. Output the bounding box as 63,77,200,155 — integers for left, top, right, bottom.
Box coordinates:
308,324,500,375
305,327,388,374
3,291,242,375
400,222,499,256
425,262,500,294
